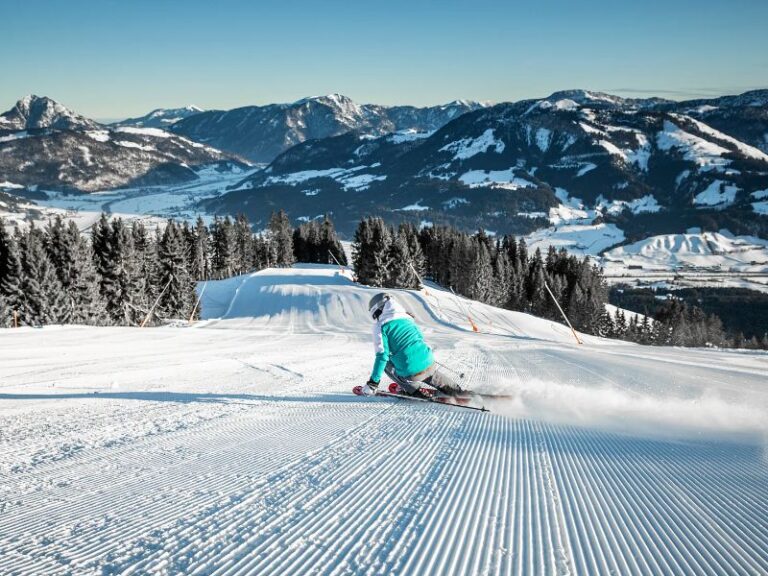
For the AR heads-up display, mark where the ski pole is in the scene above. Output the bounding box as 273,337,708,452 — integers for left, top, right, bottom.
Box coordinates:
435,360,465,379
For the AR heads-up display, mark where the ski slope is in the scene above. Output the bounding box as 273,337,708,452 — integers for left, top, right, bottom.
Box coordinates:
1,265,767,575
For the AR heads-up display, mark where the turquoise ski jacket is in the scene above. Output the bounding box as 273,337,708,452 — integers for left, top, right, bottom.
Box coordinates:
370,299,433,383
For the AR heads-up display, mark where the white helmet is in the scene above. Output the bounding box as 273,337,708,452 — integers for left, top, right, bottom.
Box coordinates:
368,292,391,320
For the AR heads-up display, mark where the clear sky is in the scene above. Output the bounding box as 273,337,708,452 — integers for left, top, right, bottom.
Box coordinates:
1,0,767,120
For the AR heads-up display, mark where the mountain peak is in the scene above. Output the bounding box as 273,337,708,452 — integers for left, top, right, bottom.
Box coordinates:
112,105,205,129
1,95,99,131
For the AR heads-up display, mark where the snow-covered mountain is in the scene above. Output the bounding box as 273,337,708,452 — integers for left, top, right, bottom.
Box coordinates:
112,105,204,129
207,89,768,238
0,94,100,131
170,94,487,163
667,89,768,154
0,96,244,192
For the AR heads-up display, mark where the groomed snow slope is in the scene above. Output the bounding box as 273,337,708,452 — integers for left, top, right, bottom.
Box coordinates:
1,265,767,575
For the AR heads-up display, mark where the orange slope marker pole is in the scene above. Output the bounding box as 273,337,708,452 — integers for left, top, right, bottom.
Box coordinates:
450,286,480,333
189,281,208,324
140,277,172,328
544,280,582,345
328,250,346,275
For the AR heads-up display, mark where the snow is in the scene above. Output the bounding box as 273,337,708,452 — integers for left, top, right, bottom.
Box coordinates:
656,120,732,172
535,98,579,112
0,181,25,189
576,162,597,177
77,145,93,166
527,222,626,256
599,139,627,160
442,197,469,209
114,140,156,151
751,201,768,215
548,187,591,224
86,130,111,142
459,168,536,190
439,128,505,160
1,166,256,231
2,264,766,574
682,114,768,163
264,166,386,191
535,127,551,152
603,230,768,272
693,180,739,207
751,188,768,200
625,134,651,171
0,130,30,143
579,121,605,136
114,126,172,139
597,194,661,215
340,173,387,190
397,200,429,211
386,129,434,144
605,303,653,325
552,98,578,111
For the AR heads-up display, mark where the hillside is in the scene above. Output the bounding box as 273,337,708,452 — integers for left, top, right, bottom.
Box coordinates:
1,264,766,574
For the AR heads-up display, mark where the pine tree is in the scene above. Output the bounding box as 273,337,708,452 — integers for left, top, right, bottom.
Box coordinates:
132,220,157,316
191,216,210,280
322,215,347,266
234,214,255,274
0,293,11,327
18,224,69,326
400,223,424,282
157,220,195,320
491,248,511,308
92,216,141,325
42,217,105,324
352,217,391,287
211,216,235,278
385,230,419,289
526,249,547,314
268,210,295,267
614,309,628,338
0,221,24,317
468,240,493,303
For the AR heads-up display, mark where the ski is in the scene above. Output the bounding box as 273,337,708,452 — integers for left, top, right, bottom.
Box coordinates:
374,390,490,412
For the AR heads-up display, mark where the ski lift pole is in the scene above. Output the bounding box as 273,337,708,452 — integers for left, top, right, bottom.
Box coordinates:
189,281,208,324
543,280,582,345
449,286,479,333
141,277,172,328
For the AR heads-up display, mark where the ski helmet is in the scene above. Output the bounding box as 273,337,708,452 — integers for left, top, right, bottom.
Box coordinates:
368,292,390,320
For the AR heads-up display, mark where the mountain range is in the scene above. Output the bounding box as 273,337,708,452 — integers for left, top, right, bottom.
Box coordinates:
1,89,767,244
206,89,768,239
168,94,487,163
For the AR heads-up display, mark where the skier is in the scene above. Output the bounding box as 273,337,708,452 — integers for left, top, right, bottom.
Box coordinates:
354,292,463,398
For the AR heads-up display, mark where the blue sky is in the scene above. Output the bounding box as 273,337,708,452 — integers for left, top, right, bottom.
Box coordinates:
1,0,766,120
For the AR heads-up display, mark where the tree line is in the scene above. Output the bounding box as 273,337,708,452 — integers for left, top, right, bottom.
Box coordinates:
3,208,759,349
352,217,762,349
0,210,345,327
